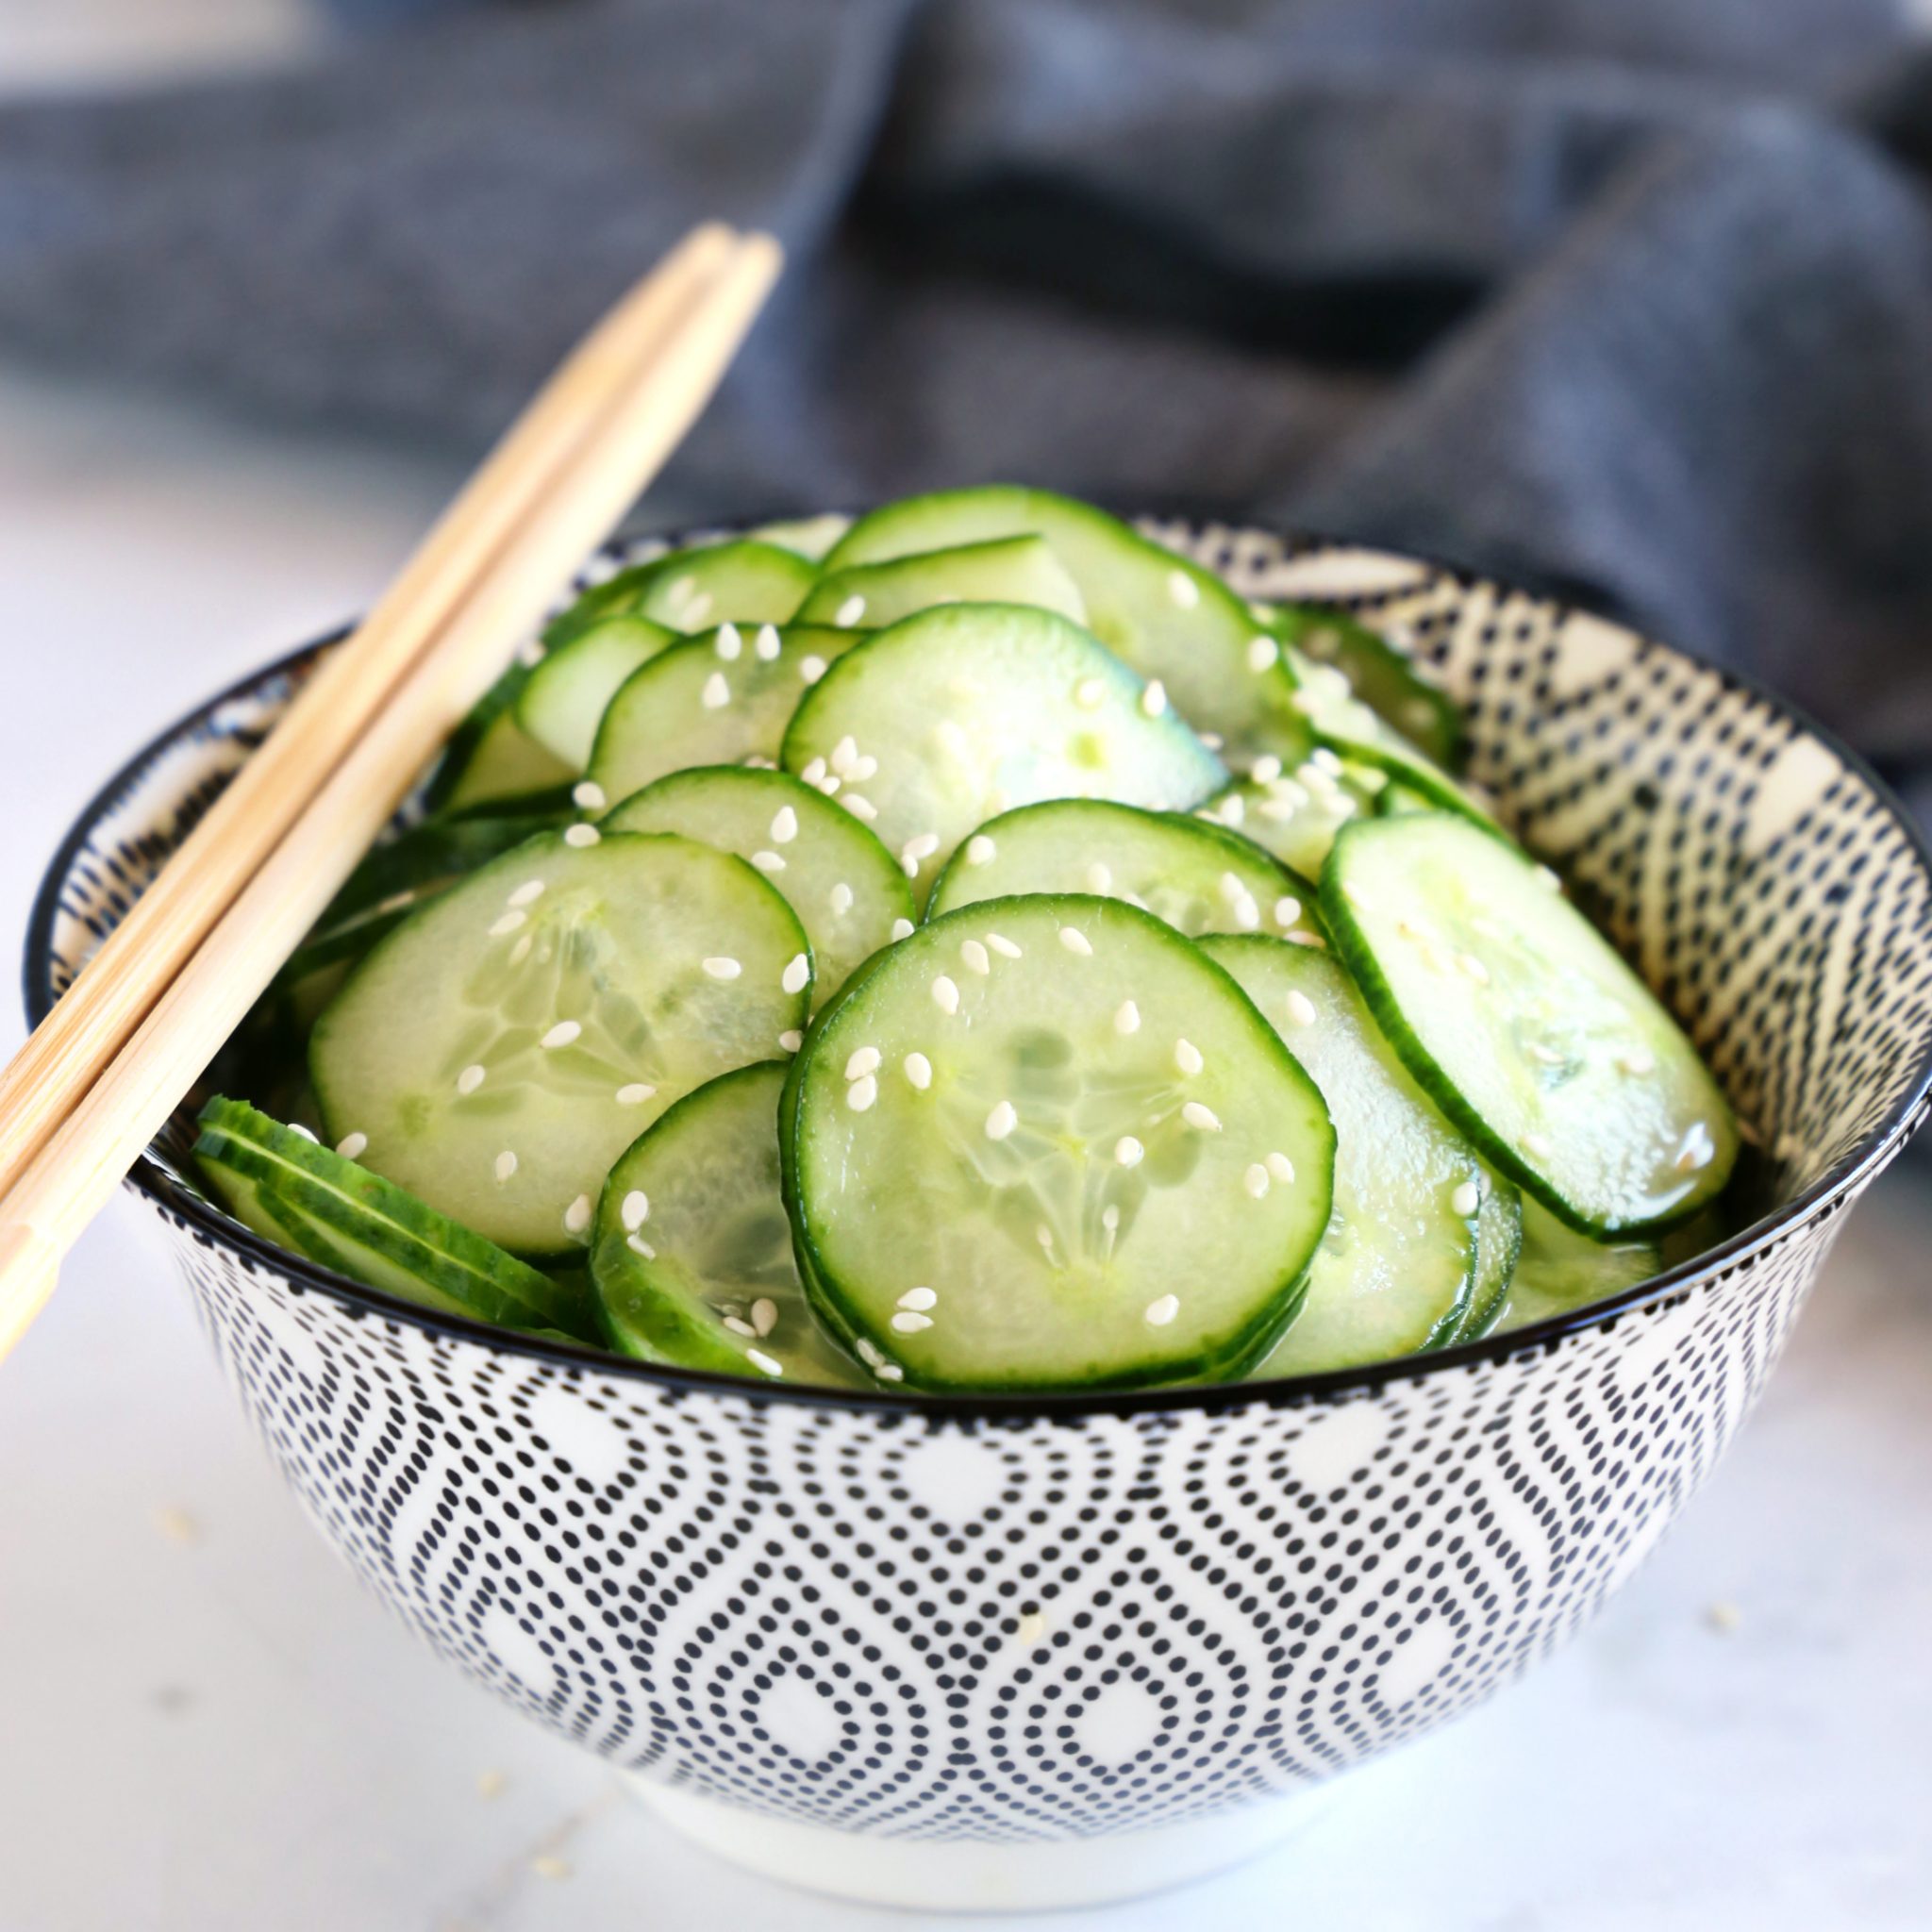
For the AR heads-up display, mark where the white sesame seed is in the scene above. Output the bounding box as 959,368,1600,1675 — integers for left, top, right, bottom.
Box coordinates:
1233,891,1261,930
751,849,786,874
288,1124,319,1142
1086,860,1113,893
778,1031,804,1054
1166,570,1199,609
850,754,879,781
891,1311,934,1334
902,830,941,864
932,975,962,1015
800,757,827,785
1102,1204,1121,1234
985,1100,1019,1141
1288,929,1325,949
890,918,915,941
828,881,855,916
835,593,868,627
1199,731,1224,751
1059,926,1093,957
563,822,600,847
769,806,799,843
457,1064,487,1095
1524,1133,1554,1159
961,938,991,975
1174,1038,1205,1077
987,932,1022,958
622,1191,651,1231
782,953,810,995
494,1150,518,1182
489,910,526,938
755,624,782,661
877,1363,905,1382
1457,952,1491,986
627,1233,658,1260
1675,1123,1716,1172
845,1046,881,1081
667,574,696,603
714,622,742,661
1114,1135,1145,1167
572,779,607,811
376,890,417,915
844,793,879,822
1182,1101,1223,1132
1218,872,1245,908
1251,755,1283,785
1451,1181,1481,1216
800,655,828,684
830,735,858,774
541,1020,582,1050
1620,1046,1657,1075
964,834,996,867
1273,896,1302,930
684,592,714,626
1141,679,1168,718
847,1074,878,1112
1114,999,1141,1035
1266,1151,1295,1185
1074,676,1107,710
1527,1041,1564,1065
564,1194,592,1235
905,1052,933,1090
723,1315,757,1337
1285,991,1318,1027
701,671,731,710
1244,1163,1271,1199
746,1349,785,1377
752,1297,778,1335
615,1082,656,1106
856,1338,887,1370
335,1132,368,1160
516,638,545,668
702,957,742,981
898,1286,938,1311
1247,636,1279,674
1145,1293,1180,1326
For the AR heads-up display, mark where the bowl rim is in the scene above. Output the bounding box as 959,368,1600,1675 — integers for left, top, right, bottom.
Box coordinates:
26,530,1932,1419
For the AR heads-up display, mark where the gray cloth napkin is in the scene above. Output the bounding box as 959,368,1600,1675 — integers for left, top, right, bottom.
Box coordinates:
3,0,1931,774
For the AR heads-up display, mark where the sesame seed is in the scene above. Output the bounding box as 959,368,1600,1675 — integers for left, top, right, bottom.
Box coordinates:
1114,1135,1145,1166
1288,929,1324,949
1086,860,1113,893
1266,1151,1295,1185
701,671,730,709
621,1191,650,1231
1233,891,1260,930
1451,1181,1481,1216
1058,926,1093,956
800,655,828,684
1285,991,1317,1027
563,823,600,847
702,957,742,980
572,779,607,811
714,623,742,661
1074,676,1107,710
891,1310,934,1334
819,774,842,796
1141,679,1168,718
667,574,696,603
489,909,527,938
770,806,799,843
685,592,714,626
830,735,858,774
902,831,941,864
987,933,1022,958
494,1151,518,1182
541,1020,582,1050
778,1030,804,1053
516,639,545,667
898,1287,938,1311
1174,1038,1204,1077
905,1052,933,1090
723,1315,757,1337
626,1232,657,1259
856,1338,887,1370
877,1364,905,1382
782,953,810,995
752,1297,778,1335
1620,1046,1657,1075
1182,1101,1222,1132
1114,999,1141,1035
800,757,828,785
1457,952,1491,985
1244,1163,1270,1199
1199,731,1224,751
1274,896,1302,930
1251,755,1283,784
965,834,997,867
844,793,879,822
932,975,961,1015
1675,1123,1716,1172
835,593,867,627
1218,872,1244,907
751,849,786,874
1145,1293,1181,1326
845,1046,881,1081
755,624,782,661
1246,636,1278,674
850,754,879,781
335,1132,368,1160
985,1100,1019,1141
891,918,915,941
1102,1205,1121,1233
457,1064,487,1095
961,938,991,975
1524,1133,1554,1159
746,1349,784,1377
847,1074,878,1112
1166,570,1199,609
615,1082,656,1106
1527,1042,1564,1065
509,934,534,967
829,881,855,915
564,1194,592,1235
376,890,417,915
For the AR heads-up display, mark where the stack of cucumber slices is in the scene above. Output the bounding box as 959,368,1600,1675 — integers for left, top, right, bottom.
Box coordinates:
197,490,1739,1394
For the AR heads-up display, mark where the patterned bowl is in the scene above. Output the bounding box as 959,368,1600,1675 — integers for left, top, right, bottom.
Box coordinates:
26,521,1932,1912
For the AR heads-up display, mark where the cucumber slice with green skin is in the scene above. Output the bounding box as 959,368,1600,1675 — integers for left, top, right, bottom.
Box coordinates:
604,767,914,1013
1195,755,1381,890
1257,602,1465,772
310,829,812,1256
826,487,1310,773
549,540,817,648
780,603,1226,905
1323,814,1739,1235
786,895,1336,1392
591,1062,867,1387
1496,1201,1659,1332
748,512,852,562
426,661,575,814
1455,1169,1524,1342
513,614,678,770
926,798,1319,945
587,624,859,807
195,1099,596,1337
1200,936,1486,1376
1376,782,1437,817
794,536,1088,631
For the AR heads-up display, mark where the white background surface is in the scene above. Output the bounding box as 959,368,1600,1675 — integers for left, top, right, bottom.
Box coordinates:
1,6,1930,1928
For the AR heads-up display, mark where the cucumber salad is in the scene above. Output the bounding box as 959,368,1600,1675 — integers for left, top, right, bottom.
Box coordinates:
198,490,1740,1393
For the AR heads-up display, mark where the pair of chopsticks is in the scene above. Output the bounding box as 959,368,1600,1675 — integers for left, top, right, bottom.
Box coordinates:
0,223,783,1361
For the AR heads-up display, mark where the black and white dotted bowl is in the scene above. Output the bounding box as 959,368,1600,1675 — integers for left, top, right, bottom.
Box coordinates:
27,522,1932,1911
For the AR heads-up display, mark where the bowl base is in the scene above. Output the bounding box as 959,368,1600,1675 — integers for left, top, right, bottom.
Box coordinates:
624,1775,1336,1912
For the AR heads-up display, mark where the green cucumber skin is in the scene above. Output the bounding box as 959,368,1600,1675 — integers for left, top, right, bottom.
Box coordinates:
1454,1173,1524,1343
796,535,1087,631
783,893,1334,1393
1267,602,1465,773
513,614,680,769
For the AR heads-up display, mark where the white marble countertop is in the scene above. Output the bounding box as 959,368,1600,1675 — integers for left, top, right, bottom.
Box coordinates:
1,9,1929,1924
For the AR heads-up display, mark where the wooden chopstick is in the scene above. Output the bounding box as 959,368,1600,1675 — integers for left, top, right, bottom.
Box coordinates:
0,225,783,1358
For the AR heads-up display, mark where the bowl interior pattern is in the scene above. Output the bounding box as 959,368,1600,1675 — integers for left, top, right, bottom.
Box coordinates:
28,522,1932,1844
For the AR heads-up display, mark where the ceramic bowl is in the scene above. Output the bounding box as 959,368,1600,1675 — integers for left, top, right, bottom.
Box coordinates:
27,520,1932,1912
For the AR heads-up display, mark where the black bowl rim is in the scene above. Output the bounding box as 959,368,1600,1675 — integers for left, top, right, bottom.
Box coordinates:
25,530,1932,1420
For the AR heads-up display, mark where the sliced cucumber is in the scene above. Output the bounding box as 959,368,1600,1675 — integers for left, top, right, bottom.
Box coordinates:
749,512,852,562
604,766,914,1012
926,798,1317,944
513,614,678,770
591,1062,866,1386
780,603,1225,903
1261,603,1464,772
785,895,1335,1391
795,536,1087,630
195,1098,596,1337
826,487,1310,771
1497,1202,1659,1332
310,829,811,1256
1456,1170,1524,1342
426,660,575,814
588,623,859,806
551,539,816,648
1201,936,1485,1376
1324,814,1738,1235
1195,755,1381,887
